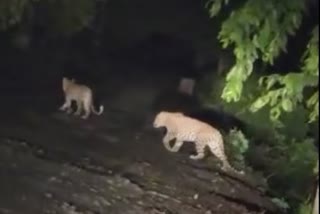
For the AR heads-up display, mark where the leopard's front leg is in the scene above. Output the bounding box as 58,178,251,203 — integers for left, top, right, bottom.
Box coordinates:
162,132,176,152
170,140,184,152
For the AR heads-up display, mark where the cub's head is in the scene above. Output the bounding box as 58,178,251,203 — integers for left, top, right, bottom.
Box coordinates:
62,77,75,91
153,111,183,128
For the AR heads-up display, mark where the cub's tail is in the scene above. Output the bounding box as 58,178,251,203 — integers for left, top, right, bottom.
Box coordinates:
91,105,104,115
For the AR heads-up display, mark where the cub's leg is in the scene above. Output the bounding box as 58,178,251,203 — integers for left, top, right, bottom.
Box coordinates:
190,142,206,160
81,99,91,119
74,100,83,116
59,97,71,112
162,132,176,151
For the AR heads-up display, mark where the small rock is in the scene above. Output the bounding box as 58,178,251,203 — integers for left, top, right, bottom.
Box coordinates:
137,201,144,206
90,188,98,193
45,193,52,199
93,200,100,206
193,193,199,200
20,142,28,147
49,177,57,182
36,149,44,155
135,134,140,140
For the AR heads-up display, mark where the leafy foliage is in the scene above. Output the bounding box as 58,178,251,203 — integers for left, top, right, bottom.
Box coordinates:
251,26,319,122
0,0,36,30
296,202,313,214
45,0,95,36
207,0,318,123
225,129,249,168
0,0,96,36
268,134,317,195
206,0,319,212
206,0,229,17
271,197,290,211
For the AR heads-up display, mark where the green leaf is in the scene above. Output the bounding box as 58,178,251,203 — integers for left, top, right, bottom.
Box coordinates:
281,99,293,112
206,0,229,17
221,79,243,102
306,91,318,108
270,107,281,121
250,96,269,112
209,1,222,17
268,90,281,106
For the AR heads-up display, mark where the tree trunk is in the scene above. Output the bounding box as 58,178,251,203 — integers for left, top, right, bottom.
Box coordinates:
313,184,318,214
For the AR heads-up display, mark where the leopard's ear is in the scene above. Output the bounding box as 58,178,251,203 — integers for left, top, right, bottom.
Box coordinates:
62,77,73,82
62,77,69,84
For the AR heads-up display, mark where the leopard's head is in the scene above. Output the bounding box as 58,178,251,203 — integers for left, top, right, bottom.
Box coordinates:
153,111,183,128
62,77,75,92
153,111,166,128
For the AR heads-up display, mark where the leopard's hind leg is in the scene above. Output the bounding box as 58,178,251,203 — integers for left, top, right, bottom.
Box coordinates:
207,140,244,174
190,142,206,160
74,100,83,116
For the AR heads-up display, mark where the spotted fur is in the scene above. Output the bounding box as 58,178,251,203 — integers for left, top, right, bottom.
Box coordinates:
59,77,104,119
153,111,244,174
